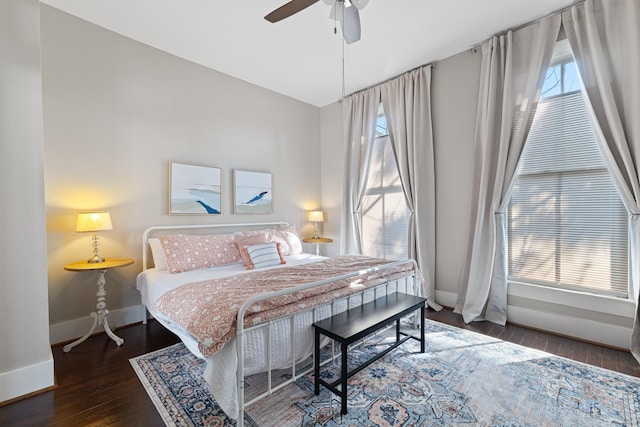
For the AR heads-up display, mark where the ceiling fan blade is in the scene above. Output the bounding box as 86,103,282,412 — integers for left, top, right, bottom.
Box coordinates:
341,5,361,44
265,0,320,23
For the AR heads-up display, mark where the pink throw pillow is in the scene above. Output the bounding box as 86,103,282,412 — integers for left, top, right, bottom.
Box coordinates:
160,234,242,273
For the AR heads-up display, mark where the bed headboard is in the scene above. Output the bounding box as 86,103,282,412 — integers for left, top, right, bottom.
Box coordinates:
141,221,290,270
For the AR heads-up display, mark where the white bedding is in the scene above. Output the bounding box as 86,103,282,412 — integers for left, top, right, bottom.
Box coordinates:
137,252,325,312
136,252,330,419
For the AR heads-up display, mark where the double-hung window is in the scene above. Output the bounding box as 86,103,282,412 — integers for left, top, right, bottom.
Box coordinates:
507,39,629,298
361,106,411,260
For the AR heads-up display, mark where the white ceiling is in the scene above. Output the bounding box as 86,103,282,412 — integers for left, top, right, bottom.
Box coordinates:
40,0,576,107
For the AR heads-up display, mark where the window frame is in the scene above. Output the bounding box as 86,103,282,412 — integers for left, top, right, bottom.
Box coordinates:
506,44,630,300
360,106,411,260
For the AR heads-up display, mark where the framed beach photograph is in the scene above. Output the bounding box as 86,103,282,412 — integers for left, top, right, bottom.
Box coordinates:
169,162,222,215
233,170,273,214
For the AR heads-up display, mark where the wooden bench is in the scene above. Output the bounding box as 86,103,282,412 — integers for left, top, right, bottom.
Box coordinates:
312,292,426,415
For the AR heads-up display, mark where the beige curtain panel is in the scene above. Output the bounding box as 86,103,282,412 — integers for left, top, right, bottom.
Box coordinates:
562,0,640,362
455,15,561,325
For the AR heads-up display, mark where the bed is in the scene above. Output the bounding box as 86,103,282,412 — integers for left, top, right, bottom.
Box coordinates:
136,222,421,425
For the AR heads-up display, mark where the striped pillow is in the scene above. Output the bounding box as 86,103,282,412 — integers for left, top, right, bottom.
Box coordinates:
242,242,286,270
235,232,270,266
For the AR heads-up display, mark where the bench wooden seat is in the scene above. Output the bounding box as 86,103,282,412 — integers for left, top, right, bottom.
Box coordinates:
312,292,426,415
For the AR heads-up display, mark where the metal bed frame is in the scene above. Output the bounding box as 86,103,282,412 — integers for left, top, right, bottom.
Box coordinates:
140,222,421,426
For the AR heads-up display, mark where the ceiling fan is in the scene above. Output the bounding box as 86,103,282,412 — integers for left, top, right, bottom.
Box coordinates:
264,0,369,44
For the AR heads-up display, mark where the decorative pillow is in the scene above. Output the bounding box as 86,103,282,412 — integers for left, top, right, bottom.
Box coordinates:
242,225,302,256
235,232,270,266
148,238,168,270
271,225,303,255
159,233,242,273
241,242,286,270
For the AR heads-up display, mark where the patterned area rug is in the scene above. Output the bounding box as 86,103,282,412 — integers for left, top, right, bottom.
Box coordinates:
130,319,640,426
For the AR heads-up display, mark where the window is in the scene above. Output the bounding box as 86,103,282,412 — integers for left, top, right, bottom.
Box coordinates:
507,39,629,298
361,106,411,260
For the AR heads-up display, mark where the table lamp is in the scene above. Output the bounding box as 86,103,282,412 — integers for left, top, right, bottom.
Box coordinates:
76,212,113,263
308,210,324,239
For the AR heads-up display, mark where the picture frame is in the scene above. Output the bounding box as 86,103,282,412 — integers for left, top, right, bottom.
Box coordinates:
169,162,222,215
233,170,273,214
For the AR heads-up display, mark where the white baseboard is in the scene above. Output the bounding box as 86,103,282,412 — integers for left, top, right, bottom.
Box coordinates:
434,289,632,350
49,304,147,345
508,305,631,350
0,351,54,403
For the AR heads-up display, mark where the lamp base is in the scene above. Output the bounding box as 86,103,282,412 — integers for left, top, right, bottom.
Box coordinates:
88,232,105,263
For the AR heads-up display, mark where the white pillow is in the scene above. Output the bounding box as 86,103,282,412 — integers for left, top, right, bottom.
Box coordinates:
149,238,168,270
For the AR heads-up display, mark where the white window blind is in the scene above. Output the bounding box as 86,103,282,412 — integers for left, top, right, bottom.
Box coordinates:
361,111,411,260
508,76,629,297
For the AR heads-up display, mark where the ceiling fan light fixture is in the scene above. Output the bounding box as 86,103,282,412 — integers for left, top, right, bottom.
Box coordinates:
350,0,369,10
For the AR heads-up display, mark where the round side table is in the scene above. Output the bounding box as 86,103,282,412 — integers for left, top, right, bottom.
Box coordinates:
63,257,134,352
302,237,333,256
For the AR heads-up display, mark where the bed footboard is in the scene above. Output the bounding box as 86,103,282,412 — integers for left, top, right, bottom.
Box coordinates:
234,259,420,426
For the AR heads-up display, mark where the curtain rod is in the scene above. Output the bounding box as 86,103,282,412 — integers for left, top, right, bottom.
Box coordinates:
342,0,584,101
467,0,584,51
340,62,434,102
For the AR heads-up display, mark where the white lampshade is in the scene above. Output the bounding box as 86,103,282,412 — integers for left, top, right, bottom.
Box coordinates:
308,211,324,223
76,212,113,233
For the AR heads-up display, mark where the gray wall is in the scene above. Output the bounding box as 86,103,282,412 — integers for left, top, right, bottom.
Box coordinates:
41,6,322,343
432,51,481,301
319,101,343,256
0,0,54,402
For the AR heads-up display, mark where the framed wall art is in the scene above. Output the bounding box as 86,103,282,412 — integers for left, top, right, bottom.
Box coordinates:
233,170,273,214
169,162,222,215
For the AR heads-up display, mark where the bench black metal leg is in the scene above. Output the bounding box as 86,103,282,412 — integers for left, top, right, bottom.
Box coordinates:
420,306,425,353
396,318,400,342
341,341,348,415
314,327,320,395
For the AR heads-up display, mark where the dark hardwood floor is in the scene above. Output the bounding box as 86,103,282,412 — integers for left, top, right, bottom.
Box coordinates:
0,320,180,427
1,309,638,426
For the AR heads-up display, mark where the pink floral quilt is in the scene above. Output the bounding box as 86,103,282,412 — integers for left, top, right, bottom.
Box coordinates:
153,255,416,358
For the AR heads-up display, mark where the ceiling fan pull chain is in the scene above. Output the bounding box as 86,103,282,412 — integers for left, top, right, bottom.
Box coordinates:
334,0,338,34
